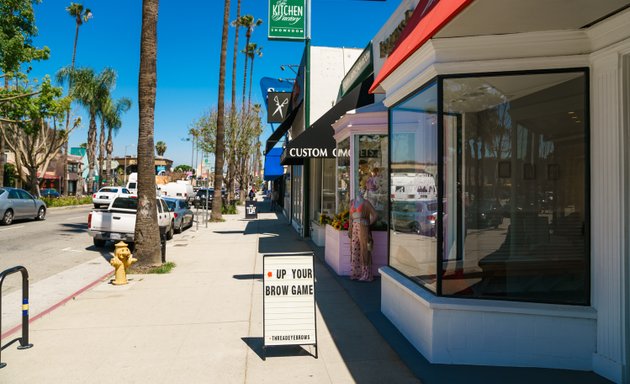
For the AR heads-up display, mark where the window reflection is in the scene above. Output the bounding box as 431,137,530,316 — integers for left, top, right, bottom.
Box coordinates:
442,72,588,304
337,139,350,213
355,134,388,229
389,82,438,291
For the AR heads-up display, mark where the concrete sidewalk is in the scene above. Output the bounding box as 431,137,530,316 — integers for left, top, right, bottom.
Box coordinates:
0,202,419,383
0,198,612,383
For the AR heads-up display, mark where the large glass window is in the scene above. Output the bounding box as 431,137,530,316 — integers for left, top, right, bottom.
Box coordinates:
337,139,350,213
322,158,336,215
389,70,589,305
354,134,388,229
389,81,438,291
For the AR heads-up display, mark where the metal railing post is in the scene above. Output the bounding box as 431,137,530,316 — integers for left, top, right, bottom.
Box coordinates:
0,266,34,368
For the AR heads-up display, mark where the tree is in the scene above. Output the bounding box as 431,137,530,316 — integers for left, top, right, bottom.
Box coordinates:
62,2,92,195
1,77,74,195
244,42,262,113
155,140,166,156
173,164,192,173
103,96,131,185
57,66,116,194
210,0,231,221
234,15,262,115
134,0,161,266
0,0,50,187
226,0,242,203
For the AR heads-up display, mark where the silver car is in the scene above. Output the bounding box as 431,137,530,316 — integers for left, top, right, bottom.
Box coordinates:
0,187,47,225
162,197,194,234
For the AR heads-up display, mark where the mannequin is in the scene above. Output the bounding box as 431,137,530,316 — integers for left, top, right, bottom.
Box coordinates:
349,188,377,281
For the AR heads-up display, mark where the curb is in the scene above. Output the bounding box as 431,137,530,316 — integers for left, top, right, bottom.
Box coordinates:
1,270,114,340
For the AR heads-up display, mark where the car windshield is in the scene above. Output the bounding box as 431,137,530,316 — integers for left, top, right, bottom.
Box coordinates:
99,188,118,193
127,182,136,189
110,197,137,210
0,188,5,195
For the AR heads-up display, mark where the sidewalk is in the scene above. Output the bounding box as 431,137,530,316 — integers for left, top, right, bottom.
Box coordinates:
0,199,611,383
0,201,418,384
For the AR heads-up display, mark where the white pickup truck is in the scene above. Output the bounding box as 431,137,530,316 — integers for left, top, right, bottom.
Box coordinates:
88,196,174,247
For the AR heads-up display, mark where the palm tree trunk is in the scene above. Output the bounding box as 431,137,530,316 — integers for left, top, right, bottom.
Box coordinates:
86,113,97,194
62,21,81,196
248,54,254,114
212,0,231,220
228,0,241,203
242,32,250,115
0,78,8,187
98,119,106,188
134,0,161,266
106,127,113,185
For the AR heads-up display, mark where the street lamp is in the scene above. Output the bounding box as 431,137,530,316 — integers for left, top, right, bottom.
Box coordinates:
280,64,299,74
124,144,135,184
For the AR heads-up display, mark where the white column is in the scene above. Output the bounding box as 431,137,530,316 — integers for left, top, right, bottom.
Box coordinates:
590,49,627,383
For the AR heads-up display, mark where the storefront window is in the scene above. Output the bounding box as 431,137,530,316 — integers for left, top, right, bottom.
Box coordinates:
441,71,589,304
354,134,388,229
388,71,589,305
322,159,336,215
389,81,438,291
292,165,303,226
337,139,350,213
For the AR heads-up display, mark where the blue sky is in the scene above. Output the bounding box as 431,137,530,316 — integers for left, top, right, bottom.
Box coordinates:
28,0,400,167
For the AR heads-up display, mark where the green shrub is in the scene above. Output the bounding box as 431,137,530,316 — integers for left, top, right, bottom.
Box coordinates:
148,262,176,274
221,204,237,214
41,196,93,207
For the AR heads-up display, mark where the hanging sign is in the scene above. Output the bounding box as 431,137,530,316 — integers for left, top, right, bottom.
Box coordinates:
267,92,292,123
268,0,306,40
263,252,317,356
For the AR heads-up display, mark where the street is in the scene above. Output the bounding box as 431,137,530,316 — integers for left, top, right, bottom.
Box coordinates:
0,205,100,295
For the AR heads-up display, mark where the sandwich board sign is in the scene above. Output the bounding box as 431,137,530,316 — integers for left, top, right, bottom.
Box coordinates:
262,252,317,359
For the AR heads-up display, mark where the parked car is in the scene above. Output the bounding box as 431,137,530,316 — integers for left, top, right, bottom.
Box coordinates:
92,186,133,208
88,196,174,247
391,199,437,236
41,188,60,198
193,188,226,209
0,187,47,225
162,197,194,233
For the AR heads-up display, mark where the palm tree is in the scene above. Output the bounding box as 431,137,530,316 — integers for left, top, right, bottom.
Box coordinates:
57,67,116,195
103,97,132,185
134,0,161,266
155,141,167,156
211,0,231,221
226,0,242,202
63,3,92,195
245,43,262,113
234,15,262,114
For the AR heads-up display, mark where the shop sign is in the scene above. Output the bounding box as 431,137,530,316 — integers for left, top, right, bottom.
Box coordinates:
263,253,317,350
287,147,349,158
245,201,258,219
379,9,414,58
268,0,306,40
267,92,292,123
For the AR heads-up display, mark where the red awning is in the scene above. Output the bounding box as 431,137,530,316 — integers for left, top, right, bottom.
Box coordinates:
370,0,474,94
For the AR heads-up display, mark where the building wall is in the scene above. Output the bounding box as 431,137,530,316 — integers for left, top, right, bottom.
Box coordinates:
378,7,630,383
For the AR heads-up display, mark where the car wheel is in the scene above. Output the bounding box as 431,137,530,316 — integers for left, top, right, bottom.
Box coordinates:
166,221,174,240
93,238,106,247
36,206,46,220
176,220,183,234
411,222,421,235
1,209,14,225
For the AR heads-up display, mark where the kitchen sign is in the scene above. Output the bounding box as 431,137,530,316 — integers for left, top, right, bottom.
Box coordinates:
263,252,317,358
268,0,306,40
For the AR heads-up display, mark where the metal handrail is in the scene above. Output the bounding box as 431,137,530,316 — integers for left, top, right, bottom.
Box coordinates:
0,266,34,368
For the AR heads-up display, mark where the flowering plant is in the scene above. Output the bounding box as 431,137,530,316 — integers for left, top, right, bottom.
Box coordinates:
319,213,332,226
330,210,349,231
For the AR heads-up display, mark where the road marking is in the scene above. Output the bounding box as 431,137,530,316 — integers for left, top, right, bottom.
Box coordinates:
0,225,24,232
61,247,83,253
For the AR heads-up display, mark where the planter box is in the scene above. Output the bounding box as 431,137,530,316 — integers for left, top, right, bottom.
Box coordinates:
324,224,387,277
311,222,326,247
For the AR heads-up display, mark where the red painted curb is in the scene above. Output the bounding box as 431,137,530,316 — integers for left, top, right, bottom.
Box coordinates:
1,270,113,340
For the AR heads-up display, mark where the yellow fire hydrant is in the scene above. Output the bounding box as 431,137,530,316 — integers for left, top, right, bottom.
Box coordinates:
110,241,137,285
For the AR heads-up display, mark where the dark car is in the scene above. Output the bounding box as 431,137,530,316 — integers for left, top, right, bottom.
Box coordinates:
391,199,438,236
0,187,47,225
467,199,503,229
41,188,60,198
193,188,227,209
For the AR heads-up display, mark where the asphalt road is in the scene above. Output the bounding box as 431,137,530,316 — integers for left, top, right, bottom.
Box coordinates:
0,205,107,294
